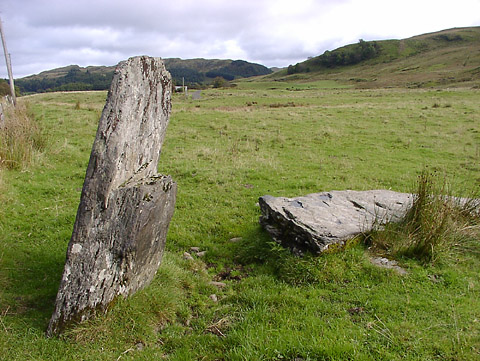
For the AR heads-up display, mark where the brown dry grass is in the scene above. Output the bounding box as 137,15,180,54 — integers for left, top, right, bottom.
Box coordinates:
0,100,46,170
367,172,480,263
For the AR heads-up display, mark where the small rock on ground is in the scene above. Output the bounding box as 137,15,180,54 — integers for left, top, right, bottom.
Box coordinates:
183,252,194,261
370,256,407,275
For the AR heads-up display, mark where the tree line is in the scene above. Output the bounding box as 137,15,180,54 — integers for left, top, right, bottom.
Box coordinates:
288,39,381,74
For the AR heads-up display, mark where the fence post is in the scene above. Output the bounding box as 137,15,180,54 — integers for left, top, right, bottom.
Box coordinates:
0,17,16,106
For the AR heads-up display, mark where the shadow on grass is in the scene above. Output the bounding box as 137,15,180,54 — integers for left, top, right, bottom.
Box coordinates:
234,226,274,266
2,241,66,332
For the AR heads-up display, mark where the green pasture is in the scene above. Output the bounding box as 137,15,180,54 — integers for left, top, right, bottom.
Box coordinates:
0,83,479,360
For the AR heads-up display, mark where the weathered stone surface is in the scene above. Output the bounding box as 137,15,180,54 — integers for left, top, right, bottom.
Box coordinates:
259,190,413,255
47,56,176,336
370,257,408,275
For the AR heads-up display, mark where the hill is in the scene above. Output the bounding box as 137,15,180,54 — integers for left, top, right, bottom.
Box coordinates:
15,65,115,93
15,58,272,93
270,27,480,88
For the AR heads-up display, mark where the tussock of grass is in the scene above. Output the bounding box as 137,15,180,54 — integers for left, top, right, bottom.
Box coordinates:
0,101,46,170
366,172,480,263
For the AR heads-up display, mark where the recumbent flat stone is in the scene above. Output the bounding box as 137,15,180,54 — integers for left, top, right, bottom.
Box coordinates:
259,190,413,255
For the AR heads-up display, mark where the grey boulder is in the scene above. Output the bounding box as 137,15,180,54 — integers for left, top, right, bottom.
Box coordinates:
259,190,413,255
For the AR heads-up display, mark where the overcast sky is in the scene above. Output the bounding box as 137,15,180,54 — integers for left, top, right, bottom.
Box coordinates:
1,0,480,78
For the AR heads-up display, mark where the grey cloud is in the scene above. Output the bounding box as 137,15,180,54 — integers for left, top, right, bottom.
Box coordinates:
2,0,267,76
2,0,480,78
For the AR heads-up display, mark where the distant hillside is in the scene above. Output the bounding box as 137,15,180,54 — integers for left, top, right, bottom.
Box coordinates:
15,58,272,93
15,65,115,93
165,59,272,85
271,27,480,88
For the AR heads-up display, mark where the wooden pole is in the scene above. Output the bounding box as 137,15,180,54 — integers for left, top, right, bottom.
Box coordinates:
0,17,16,106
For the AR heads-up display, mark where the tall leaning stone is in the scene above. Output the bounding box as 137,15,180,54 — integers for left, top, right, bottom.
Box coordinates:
47,56,177,336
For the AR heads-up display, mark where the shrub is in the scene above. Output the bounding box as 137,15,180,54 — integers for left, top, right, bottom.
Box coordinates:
365,172,480,263
0,101,46,170
0,79,11,97
212,77,226,88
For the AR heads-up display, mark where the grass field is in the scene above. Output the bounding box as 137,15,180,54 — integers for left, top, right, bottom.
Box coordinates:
0,81,479,360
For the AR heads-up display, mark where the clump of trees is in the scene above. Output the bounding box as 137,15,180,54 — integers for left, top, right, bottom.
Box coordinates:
0,79,19,97
288,39,381,75
319,39,380,67
287,64,310,75
212,76,226,88
0,79,11,96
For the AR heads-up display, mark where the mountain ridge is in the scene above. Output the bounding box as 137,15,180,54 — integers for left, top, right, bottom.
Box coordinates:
15,58,272,93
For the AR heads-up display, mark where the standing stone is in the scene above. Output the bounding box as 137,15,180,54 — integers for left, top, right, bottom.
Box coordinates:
47,56,177,336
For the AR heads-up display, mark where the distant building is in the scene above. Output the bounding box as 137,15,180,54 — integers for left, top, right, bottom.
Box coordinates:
174,86,187,93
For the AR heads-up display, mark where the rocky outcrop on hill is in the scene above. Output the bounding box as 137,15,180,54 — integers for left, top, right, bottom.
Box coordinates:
47,56,177,336
259,190,413,255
